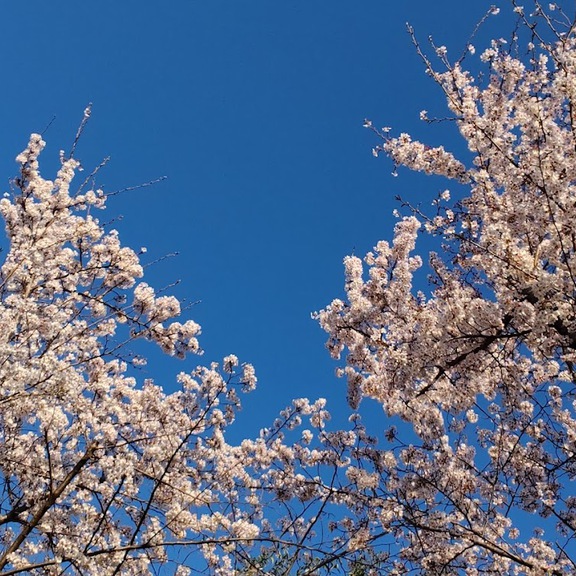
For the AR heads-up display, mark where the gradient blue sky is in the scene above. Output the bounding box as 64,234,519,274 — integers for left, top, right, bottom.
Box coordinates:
0,1,507,436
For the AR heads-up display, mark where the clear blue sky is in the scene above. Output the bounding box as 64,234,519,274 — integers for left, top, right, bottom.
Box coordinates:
0,1,504,436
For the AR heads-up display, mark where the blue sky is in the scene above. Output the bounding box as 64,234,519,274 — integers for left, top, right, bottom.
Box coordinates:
0,1,504,436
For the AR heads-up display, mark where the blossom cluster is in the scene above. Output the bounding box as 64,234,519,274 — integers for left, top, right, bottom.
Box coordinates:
317,2,576,572
0,135,275,575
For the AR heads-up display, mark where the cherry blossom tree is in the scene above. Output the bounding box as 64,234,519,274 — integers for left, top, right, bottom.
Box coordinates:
316,1,576,573
0,115,268,574
4,1,576,575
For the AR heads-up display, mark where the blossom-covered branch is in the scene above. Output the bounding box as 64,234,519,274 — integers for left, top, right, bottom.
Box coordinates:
318,2,576,573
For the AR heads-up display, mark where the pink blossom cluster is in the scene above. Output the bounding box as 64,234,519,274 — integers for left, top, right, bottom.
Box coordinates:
318,2,576,572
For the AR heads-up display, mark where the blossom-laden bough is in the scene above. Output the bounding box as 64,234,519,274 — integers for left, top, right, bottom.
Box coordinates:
318,2,576,574
0,119,265,575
